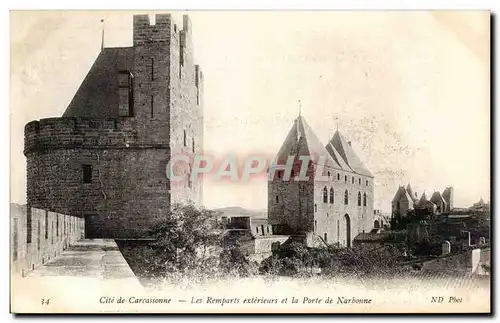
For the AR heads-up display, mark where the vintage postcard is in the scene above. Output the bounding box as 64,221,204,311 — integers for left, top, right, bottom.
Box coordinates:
10,10,491,314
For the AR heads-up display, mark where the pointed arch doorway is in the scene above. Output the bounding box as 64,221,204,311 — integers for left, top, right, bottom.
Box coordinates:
344,214,351,248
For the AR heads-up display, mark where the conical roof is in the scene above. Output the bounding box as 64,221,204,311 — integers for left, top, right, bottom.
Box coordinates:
406,183,418,202
418,191,428,206
392,186,405,203
430,191,446,205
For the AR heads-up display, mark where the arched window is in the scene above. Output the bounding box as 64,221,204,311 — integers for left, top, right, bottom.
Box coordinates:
344,190,349,205
366,180,368,186
323,187,328,203
275,195,279,203
352,177,354,184
337,173,340,180
344,175,347,182
324,233,328,243
363,193,367,206
314,204,317,212
314,220,317,232
358,192,361,206
327,171,331,178
329,188,334,204
183,129,187,147
359,178,361,185
192,137,195,153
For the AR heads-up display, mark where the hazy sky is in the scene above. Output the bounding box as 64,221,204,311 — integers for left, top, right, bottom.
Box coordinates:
10,11,490,212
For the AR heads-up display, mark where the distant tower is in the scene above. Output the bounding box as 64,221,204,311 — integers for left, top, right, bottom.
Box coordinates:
442,187,454,212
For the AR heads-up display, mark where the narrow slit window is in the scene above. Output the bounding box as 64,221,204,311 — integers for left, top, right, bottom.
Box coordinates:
83,164,92,183
45,211,48,239
150,95,154,118
151,57,154,81
37,220,40,250
27,208,32,243
118,71,134,117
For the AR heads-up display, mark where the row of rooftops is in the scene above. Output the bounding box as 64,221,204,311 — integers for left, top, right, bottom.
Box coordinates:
272,115,373,178
392,183,453,209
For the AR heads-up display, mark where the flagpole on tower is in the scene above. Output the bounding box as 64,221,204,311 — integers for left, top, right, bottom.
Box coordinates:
100,18,105,51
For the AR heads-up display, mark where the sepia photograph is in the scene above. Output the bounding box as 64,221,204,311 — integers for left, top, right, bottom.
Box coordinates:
10,10,491,314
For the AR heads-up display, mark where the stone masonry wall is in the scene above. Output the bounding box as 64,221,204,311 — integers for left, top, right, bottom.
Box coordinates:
269,163,374,248
24,118,171,238
11,207,84,276
312,170,374,248
24,14,203,239
268,163,315,234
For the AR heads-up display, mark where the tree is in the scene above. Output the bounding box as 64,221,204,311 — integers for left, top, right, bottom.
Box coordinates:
140,203,222,278
259,241,311,276
219,240,254,276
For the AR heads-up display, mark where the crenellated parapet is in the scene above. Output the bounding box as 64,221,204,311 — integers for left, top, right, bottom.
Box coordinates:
23,117,143,155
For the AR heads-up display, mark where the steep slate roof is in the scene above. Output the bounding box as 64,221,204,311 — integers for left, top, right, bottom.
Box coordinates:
406,183,418,202
418,191,428,206
430,191,447,205
442,187,452,201
327,130,373,177
272,116,341,172
392,186,404,203
325,142,353,172
392,185,415,206
417,192,436,209
63,47,134,118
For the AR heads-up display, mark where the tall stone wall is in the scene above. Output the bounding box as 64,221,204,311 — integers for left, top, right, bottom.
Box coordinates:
312,171,374,248
24,13,204,239
268,163,315,234
11,207,84,276
268,163,374,248
24,118,171,238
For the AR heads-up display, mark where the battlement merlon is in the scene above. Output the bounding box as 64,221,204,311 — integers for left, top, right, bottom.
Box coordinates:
133,14,194,46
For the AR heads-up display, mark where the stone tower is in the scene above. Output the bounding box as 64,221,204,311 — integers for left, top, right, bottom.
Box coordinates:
24,13,204,239
268,116,374,248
